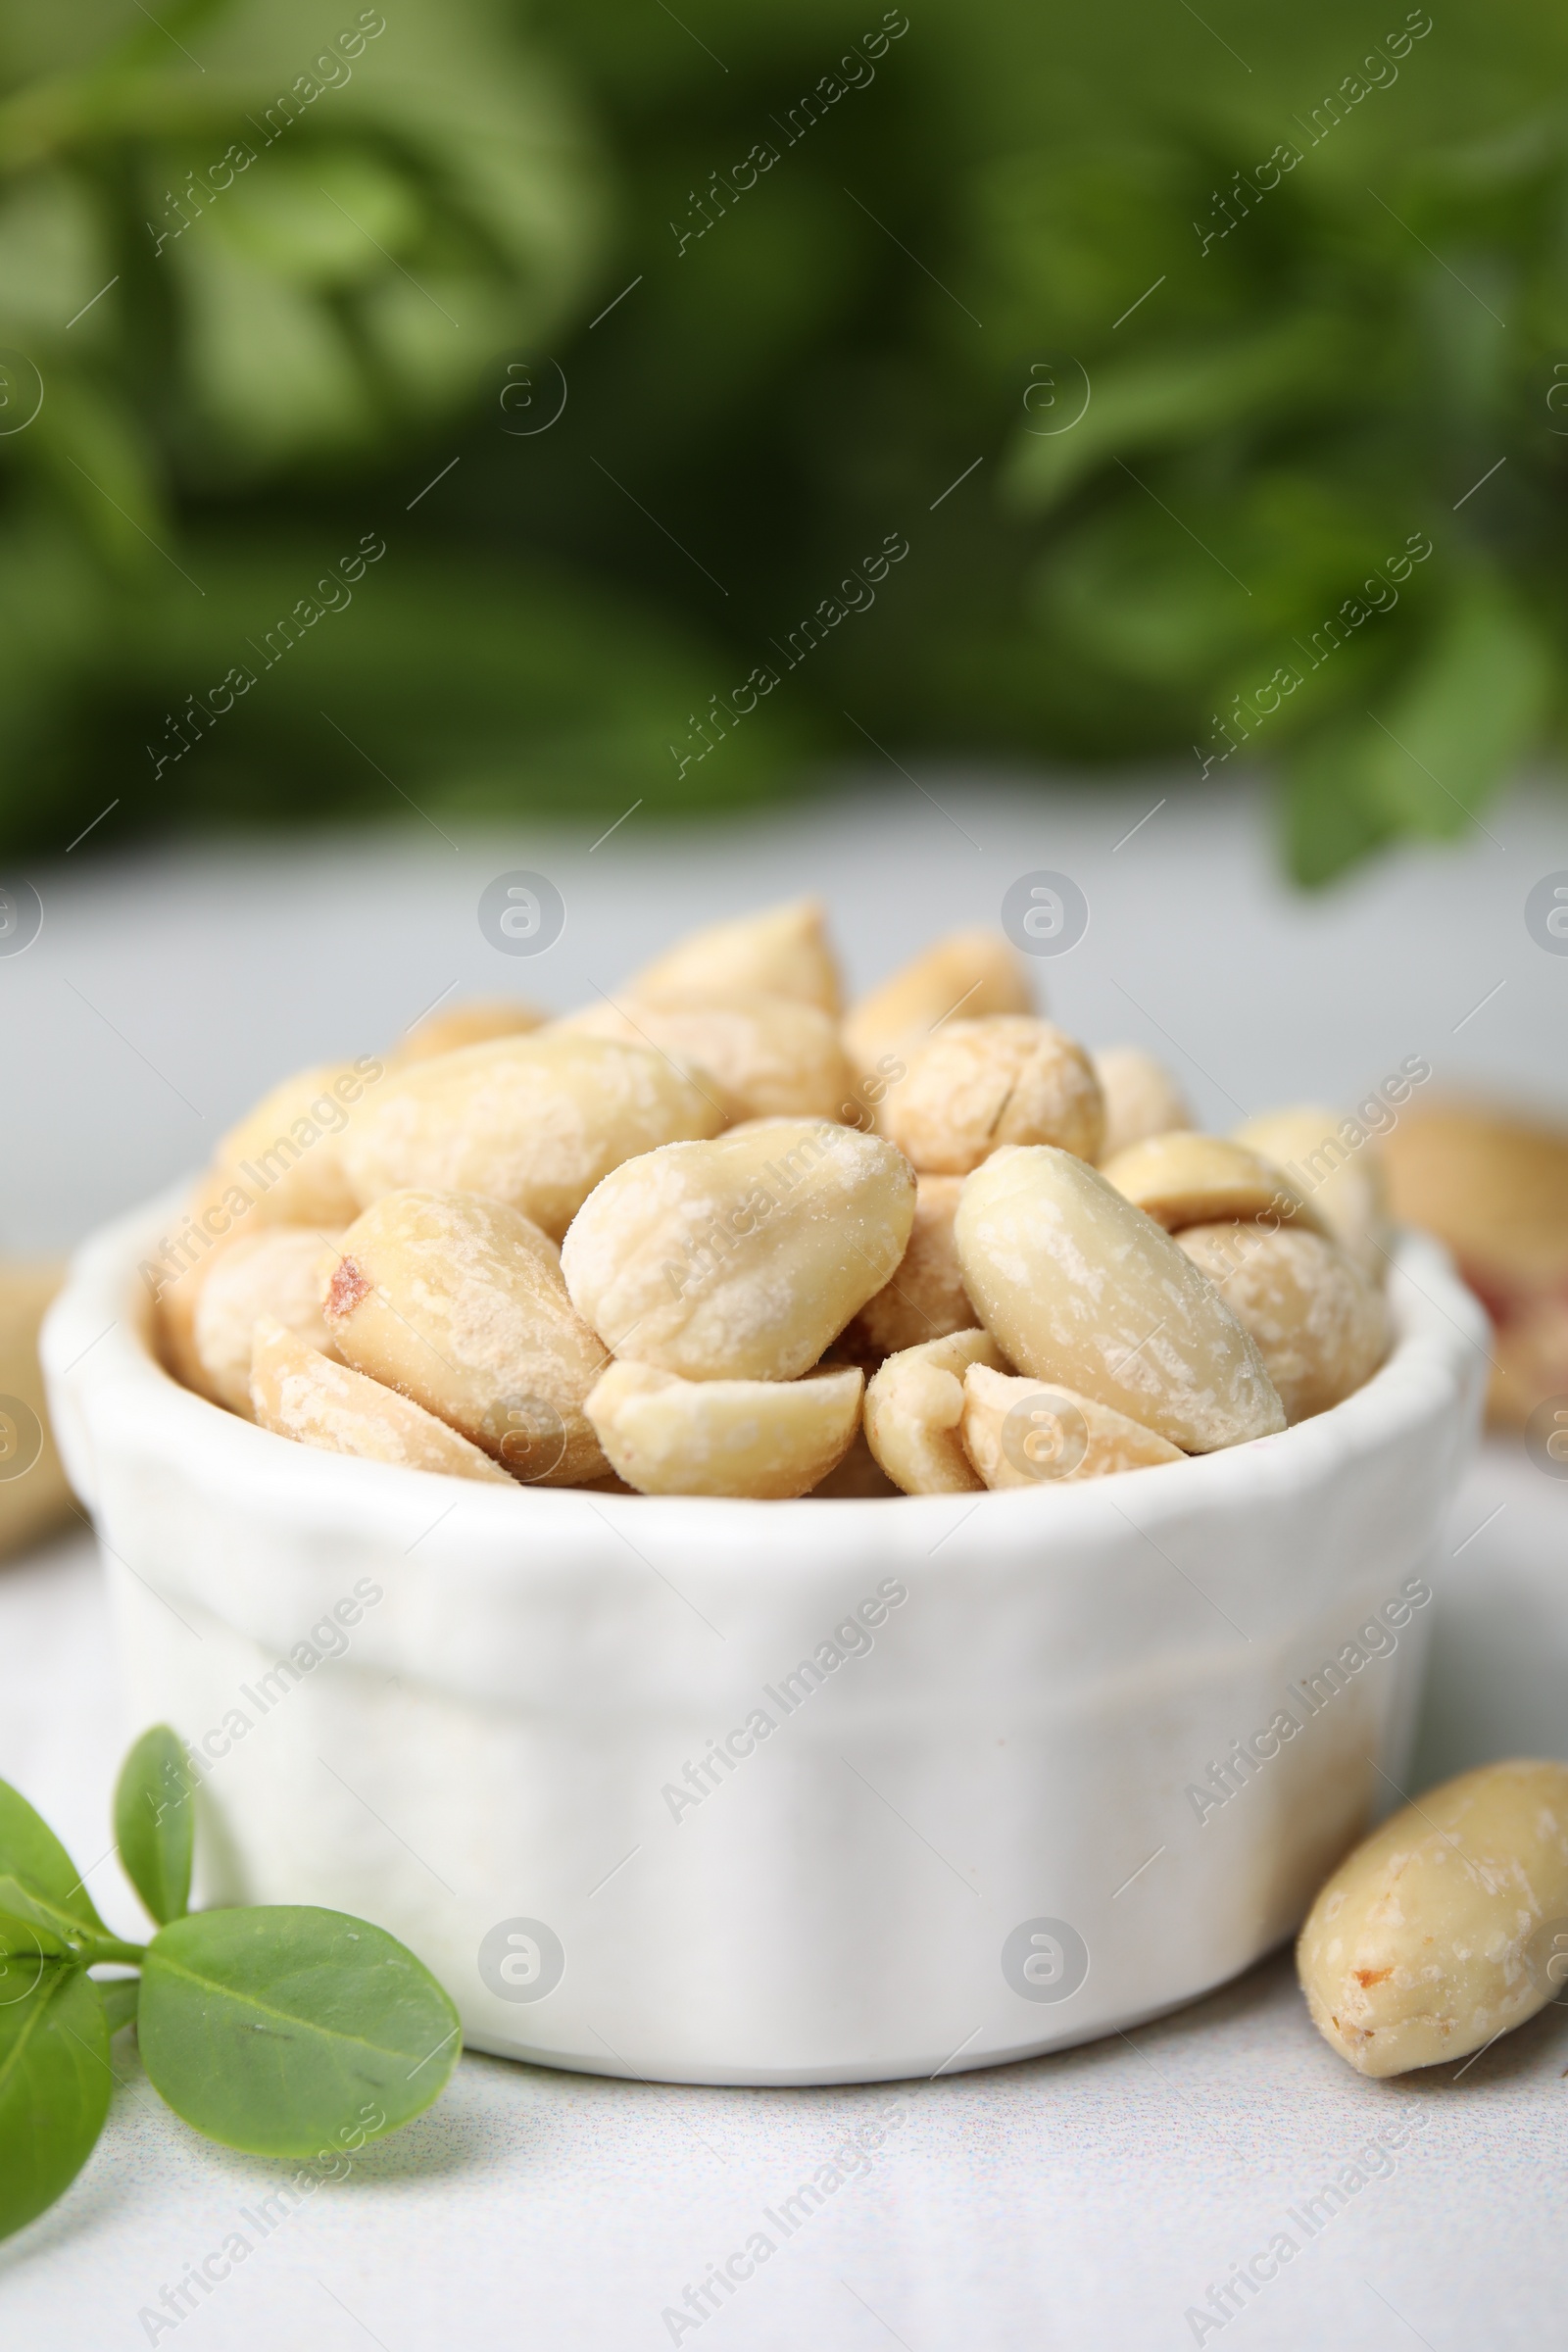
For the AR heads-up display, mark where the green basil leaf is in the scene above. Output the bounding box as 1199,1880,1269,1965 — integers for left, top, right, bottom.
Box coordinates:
95,1977,140,2036
0,1777,105,1933
139,1907,461,2158
114,1726,195,1927
0,1963,112,2243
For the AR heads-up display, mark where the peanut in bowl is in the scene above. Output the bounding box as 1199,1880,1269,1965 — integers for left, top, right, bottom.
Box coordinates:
39,905,1489,2083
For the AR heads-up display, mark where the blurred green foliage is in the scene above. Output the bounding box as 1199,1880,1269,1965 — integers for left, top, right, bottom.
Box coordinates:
1,0,1565,877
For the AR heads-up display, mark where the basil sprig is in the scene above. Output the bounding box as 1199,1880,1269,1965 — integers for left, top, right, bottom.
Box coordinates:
0,1728,461,2243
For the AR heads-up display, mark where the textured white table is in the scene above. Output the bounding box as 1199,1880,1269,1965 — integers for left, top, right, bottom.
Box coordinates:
2,777,1566,2345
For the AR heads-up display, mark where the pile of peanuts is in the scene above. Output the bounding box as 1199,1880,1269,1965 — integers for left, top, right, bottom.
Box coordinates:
152,899,1394,1498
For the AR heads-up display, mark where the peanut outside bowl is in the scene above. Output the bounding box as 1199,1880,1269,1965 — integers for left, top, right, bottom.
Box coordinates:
42,1189,1487,2087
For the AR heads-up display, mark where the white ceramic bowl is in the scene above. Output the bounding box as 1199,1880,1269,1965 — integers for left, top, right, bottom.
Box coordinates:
42,1189,1487,2086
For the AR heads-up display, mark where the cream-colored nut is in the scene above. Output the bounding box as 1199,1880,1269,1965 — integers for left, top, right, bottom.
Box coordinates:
250,1317,513,1484
843,928,1034,1090
321,1190,608,1484
555,993,853,1123
0,1260,73,1562
960,1363,1182,1488
1176,1222,1390,1423
1297,1758,1568,2077
192,1227,341,1416
585,1362,862,1498
213,1060,386,1227
863,1328,1007,1494
1101,1131,1328,1236
883,1017,1103,1174
391,998,548,1065
630,897,841,1014
562,1121,915,1383
843,1174,973,1356
1092,1047,1192,1161
338,1033,724,1242
955,1147,1285,1451
1236,1105,1392,1281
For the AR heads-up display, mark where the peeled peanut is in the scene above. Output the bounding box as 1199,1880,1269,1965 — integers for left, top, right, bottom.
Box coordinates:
1092,1047,1192,1161
251,1317,513,1484
864,1328,1007,1494
844,1174,973,1356
321,1190,608,1484
884,1017,1103,1173
631,897,841,1014
585,1362,862,1498
956,1147,1285,1451
843,928,1033,1090
960,1362,1181,1488
1298,1759,1568,2077
0,1261,72,1562
212,1061,383,1227
561,1121,915,1382
1101,1131,1328,1236
338,1033,723,1242
555,993,853,1123
1176,1222,1390,1423
192,1227,341,1415
1236,1105,1391,1281
392,998,548,1065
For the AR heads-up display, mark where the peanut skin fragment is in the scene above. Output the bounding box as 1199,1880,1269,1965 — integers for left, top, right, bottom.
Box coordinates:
251,1317,513,1483
960,1363,1182,1489
955,1146,1285,1451
1298,1759,1568,2077
586,1362,862,1497
192,1226,342,1416
864,1328,1008,1494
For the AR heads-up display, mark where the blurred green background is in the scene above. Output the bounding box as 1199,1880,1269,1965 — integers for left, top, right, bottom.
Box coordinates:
1,0,1564,882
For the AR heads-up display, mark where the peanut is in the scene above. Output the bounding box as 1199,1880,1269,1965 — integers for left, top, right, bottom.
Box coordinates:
392,998,547,1065
321,1190,609,1484
555,992,853,1123
192,1227,341,1416
955,1147,1285,1451
1101,1131,1327,1236
0,1260,72,1562
212,1060,383,1228
561,1121,915,1382
883,1016,1103,1173
1092,1047,1192,1161
843,928,1033,1091
863,1328,1008,1494
961,1363,1182,1488
843,1174,972,1356
338,1033,724,1242
250,1316,513,1484
585,1362,862,1497
631,896,841,1013
1298,1759,1568,2077
1236,1105,1391,1281
1176,1222,1390,1423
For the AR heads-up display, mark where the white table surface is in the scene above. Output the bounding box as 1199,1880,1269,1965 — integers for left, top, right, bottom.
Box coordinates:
2,776,1567,2346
